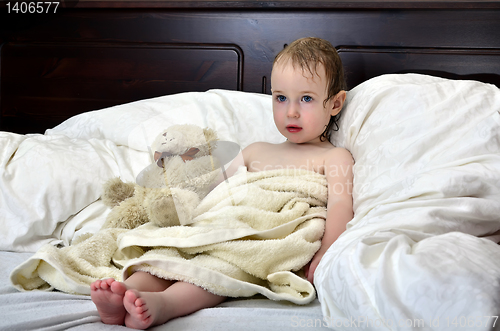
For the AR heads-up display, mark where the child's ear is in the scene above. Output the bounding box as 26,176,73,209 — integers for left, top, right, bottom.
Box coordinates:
330,90,347,116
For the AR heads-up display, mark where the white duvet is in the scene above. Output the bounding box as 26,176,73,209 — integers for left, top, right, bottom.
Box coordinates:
317,74,500,330
2,75,500,331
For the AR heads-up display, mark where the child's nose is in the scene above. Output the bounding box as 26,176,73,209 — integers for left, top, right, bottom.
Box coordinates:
287,103,300,118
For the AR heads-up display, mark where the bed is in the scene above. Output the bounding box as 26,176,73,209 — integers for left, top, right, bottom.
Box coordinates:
1,1,500,330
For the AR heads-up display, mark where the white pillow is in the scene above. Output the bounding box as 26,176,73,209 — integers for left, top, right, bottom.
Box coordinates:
1,90,283,252
47,89,284,150
318,74,500,329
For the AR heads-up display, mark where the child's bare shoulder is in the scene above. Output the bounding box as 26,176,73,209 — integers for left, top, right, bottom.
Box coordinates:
243,141,275,155
241,141,275,164
324,146,354,165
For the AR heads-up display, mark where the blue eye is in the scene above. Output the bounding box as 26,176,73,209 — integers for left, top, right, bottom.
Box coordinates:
302,95,313,102
277,95,287,102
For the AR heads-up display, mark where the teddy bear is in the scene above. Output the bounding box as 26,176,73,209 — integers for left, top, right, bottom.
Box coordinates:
100,124,220,229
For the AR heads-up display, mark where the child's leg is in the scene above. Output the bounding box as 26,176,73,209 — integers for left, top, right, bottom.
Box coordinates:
91,271,174,325
124,270,175,291
123,280,226,330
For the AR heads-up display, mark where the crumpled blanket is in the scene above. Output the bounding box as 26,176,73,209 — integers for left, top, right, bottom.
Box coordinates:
10,168,327,305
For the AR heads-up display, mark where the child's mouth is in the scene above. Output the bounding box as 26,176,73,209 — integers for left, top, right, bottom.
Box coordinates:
286,125,302,133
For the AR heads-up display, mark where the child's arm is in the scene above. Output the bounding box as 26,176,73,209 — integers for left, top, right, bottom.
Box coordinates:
305,147,354,284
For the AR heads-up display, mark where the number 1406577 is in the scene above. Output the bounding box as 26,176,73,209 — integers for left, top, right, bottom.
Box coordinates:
6,2,60,14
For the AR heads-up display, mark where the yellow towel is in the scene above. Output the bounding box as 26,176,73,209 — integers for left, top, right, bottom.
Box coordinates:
11,168,327,304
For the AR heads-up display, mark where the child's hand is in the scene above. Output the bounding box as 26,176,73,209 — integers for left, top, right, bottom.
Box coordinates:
305,250,324,284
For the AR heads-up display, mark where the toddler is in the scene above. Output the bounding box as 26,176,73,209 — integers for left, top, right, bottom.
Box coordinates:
90,37,354,329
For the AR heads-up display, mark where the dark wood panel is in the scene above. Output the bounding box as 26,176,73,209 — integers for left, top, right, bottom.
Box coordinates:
1,6,500,133
339,48,500,89
3,10,500,57
2,9,500,94
1,42,241,133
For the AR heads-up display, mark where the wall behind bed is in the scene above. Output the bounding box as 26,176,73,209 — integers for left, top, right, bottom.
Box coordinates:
1,0,500,134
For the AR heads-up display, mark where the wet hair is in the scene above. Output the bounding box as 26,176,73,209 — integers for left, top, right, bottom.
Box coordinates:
273,37,347,141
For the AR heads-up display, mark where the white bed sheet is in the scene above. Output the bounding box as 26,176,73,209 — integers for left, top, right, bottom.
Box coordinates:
0,251,330,330
3,76,500,331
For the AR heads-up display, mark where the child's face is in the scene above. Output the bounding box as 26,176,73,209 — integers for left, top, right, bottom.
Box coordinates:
271,61,342,144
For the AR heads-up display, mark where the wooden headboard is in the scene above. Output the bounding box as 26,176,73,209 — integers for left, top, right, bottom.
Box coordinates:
1,0,500,133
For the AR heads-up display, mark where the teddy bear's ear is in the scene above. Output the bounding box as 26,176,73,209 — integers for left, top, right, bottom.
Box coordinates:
203,127,218,143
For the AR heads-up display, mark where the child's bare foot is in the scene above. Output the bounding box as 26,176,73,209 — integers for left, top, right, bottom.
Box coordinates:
90,278,128,325
123,289,172,329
